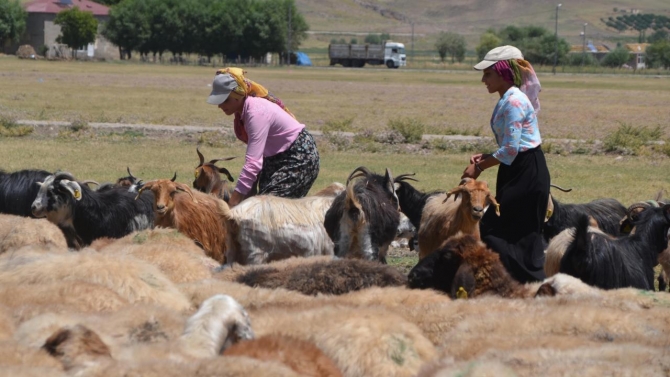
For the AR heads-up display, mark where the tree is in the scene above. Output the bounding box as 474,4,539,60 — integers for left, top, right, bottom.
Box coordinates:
364,34,381,44
601,47,631,68
645,40,670,69
648,29,669,43
102,0,151,60
54,7,98,58
476,32,501,60
0,0,26,48
435,32,466,63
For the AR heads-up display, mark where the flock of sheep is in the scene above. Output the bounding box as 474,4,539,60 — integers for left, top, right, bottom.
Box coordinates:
0,147,669,377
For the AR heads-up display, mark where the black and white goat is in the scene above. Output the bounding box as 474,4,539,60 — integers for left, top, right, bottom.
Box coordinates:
31,171,155,249
97,167,144,193
559,204,670,290
0,168,51,217
543,195,627,242
393,173,444,251
324,166,400,263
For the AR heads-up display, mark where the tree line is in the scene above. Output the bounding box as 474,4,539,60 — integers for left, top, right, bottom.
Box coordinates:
102,0,307,61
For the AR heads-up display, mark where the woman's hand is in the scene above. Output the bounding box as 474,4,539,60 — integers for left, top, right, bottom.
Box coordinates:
470,153,491,164
228,191,245,208
461,163,481,180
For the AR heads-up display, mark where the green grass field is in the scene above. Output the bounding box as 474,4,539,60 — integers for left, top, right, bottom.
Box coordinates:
0,56,669,206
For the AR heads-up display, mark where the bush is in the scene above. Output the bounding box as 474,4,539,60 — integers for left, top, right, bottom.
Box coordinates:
0,116,33,137
601,47,631,67
603,123,662,155
323,117,354,133
388,118,425,144
566,53,598,66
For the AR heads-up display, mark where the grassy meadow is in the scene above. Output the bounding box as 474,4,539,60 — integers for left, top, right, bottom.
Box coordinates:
0,56,669,207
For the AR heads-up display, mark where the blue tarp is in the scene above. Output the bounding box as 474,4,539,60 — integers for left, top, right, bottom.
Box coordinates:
295,52,312,66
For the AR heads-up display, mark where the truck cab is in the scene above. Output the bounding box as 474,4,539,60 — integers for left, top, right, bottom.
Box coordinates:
384,41,406,69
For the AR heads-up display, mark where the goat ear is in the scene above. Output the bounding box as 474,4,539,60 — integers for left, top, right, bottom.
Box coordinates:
384,168,394,193
487,194,500,216
58,180,83,201
176,183,197,203
218,167,235,182
444,186,463,203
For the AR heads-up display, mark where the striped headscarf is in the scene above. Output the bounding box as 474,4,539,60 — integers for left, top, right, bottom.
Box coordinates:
492,59,542,112
215,67,296,143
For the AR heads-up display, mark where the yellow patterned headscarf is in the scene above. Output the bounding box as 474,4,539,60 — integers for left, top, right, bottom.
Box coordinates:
215,67,295,119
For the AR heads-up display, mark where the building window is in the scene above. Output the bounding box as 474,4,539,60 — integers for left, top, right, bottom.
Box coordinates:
637,55,644,64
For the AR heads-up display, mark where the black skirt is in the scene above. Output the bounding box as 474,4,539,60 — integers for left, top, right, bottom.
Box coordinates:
257,129,320,198
479,146,550,283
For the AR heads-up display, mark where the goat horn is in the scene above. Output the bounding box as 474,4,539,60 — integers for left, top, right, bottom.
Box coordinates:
196,147,205,166
394,173,418,183
171,172,177,182
443,186,464,203
550,184,573,192
54,171,77,181
209,157,237,164
459,177,473,186
79,179,99,187
346,166,372,185
126,167,137,180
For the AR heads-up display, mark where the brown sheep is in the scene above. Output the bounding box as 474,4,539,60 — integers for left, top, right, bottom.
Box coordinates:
42,324,112,372
417,178,499,259
193,147,236,202
0,214,67,254
223,334,343,377
136,177,228,264
233,257,407,295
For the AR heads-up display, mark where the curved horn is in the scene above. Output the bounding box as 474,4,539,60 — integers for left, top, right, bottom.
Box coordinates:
346,166,372,185
171,172,177,182
54,171,77,181
79,179,99,187
209,156,237,164
444,185,466,203
217,167,235,182
196,147,205,166
394,173,418,183
550,184,573,193
126,167,136,180
134,180,154,200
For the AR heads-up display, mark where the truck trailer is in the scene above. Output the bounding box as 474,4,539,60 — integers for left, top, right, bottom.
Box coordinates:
328,41,406,68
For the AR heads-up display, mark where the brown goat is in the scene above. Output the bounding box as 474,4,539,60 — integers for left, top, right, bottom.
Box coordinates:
417,178,499,259
223,334,343,377
193,147,236,202
136,177,228,263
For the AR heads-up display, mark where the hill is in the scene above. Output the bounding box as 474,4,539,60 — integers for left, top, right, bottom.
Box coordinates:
296,0,670,51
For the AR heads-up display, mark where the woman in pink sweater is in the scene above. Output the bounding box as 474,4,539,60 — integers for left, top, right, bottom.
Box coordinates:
207,68,319,207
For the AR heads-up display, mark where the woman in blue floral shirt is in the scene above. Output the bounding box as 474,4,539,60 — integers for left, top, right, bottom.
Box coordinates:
462,45,550,283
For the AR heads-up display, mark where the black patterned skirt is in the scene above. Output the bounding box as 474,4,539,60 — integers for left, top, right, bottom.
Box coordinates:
258,129,320,198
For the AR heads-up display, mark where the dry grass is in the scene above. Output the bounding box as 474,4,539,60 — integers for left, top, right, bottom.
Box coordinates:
1,57,668,141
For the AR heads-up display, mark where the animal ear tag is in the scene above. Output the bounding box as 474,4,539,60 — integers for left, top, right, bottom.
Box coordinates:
73,189,81,200
194,169,200,179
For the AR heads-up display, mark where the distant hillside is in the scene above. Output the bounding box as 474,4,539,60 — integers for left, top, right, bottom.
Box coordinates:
296,0,670,50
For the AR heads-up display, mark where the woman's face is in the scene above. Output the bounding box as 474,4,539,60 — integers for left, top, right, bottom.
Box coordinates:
218,96,243,116
481,67,507,95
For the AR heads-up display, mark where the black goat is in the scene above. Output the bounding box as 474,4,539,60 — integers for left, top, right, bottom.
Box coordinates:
31,172,155,249
559,204,670,290
324,166,400,263
543,196,627,242
0,169,51,217
393,173,444,231
97,167,144,193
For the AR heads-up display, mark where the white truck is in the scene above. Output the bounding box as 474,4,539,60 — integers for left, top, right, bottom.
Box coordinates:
328,41,406,68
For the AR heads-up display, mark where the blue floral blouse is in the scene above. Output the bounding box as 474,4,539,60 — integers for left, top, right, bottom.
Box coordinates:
490,87,542,165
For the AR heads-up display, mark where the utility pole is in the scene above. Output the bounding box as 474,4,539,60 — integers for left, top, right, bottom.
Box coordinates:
581,23,587,67
552,3,562,75
287,4,292,66
411,21,414,65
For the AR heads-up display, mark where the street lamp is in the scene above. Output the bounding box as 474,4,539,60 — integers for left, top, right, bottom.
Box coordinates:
581,23,588,67
552,3,562,75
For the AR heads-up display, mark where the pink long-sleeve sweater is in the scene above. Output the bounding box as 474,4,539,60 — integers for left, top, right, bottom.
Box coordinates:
233,96,305,195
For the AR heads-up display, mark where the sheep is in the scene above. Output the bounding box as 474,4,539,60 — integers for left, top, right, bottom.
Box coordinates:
223,334,343,377
135,176,228,264
0,340,65,375
543,195,627,242
0,249,192,312
324,166,400,263
218,192,337,266
312,182,345,197
193,147,236,202
417,178,499,259
543,216,601,277
248,305,437,377
42,324,112,372
30,171,155,249
94,228,218,283
233,257,407,295
0,168,51,218
0,214,67,254
560,204,670,290
178,294,254,359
